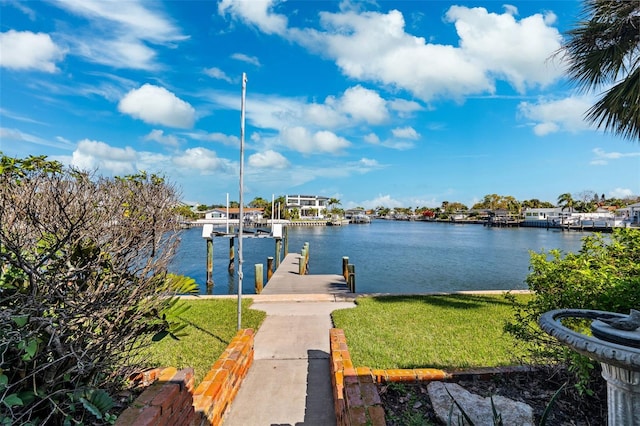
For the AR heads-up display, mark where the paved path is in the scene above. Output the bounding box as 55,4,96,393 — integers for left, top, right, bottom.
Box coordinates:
222,254,356,426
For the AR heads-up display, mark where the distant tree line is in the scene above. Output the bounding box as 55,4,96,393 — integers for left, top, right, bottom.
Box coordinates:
189,191,639,221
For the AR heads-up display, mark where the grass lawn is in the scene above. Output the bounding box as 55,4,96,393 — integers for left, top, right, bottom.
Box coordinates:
139,298,266,383
331,293,531,370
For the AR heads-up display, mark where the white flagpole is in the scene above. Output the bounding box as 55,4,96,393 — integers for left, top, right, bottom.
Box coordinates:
237,72,247,331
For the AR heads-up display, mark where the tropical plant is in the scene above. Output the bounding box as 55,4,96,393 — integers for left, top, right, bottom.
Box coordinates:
248,196,270,209
560,0,640,141
556,193,575,212
0,154,197,424
327,198,341,217
505,228,640,394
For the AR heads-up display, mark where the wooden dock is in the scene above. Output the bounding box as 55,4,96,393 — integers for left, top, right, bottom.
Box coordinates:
261,253,350,295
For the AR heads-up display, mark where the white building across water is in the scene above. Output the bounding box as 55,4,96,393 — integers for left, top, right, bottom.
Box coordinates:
522,207,635,228
285,195,329,218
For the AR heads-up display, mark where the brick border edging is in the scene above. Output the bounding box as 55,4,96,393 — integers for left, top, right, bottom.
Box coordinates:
192,329,255,425
330,328,451,426
116,367,196,426
116,329,255,426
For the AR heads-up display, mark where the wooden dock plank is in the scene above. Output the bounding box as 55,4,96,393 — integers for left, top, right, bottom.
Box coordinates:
262,253,350,295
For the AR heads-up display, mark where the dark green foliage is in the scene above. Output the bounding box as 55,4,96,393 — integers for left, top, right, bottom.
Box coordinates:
561,0,640,141
505,228,640,393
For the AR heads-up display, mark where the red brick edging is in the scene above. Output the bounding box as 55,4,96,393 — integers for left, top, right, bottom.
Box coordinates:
116,329,255,426
116,367,196,426
193,329,255,424
118,327,455,425
329,328,451,426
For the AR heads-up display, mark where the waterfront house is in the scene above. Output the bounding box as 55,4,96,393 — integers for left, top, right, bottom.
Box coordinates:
523,207,559,221
285,195,329,219
204,208,264,220
615,202,640,226
522,207,624,228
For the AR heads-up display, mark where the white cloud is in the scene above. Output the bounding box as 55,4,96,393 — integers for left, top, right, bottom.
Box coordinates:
280,126,350,154
56,0,185,42
304,103,346,128
339,85,388,124
590,148,640,165
284,6,562,102
118,84,196,129
364,133,380,144
445,6,562,93
78,37,157,70
358,158,379,167
518,96,594,135
0,30,65,72
173,147,235,173
209,85,391,134
357,194,404,209
609,188,635,199
53,0,187,69
6,0,36,19
71,139,138,175
231,53,261,67
0,127,72,149
380,139,415,150
388,98,423,117
143,129,182,147
218,0,288,35
503,4,519,16
186,131,239,146
392,126,419,139
205,67,233,83
248,149,289,169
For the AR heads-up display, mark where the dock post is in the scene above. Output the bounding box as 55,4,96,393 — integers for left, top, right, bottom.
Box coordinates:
304,242,309,269
255,264,263,294
228,237,235,273
347,264,355,292
275,238,282,269
299,248,307,275
206,238,214,288
284,226,289,256
267,257,274,281
342,256,349,281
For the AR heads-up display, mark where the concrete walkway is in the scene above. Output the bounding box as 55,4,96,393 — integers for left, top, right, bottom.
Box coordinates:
222,254,356,426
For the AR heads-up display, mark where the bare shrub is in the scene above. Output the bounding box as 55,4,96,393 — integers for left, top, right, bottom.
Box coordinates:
0,154,195,424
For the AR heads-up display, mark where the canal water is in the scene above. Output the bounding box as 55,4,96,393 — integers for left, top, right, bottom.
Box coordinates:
170,220,589,295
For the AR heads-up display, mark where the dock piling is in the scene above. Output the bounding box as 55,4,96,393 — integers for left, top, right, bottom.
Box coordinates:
275,238,282,268
267,257,274,281
228,237,235,273
347,264,355,292
299,247,307,275
255,264,263,294
342,256,349,281
284,226,289,256
206,238,214,288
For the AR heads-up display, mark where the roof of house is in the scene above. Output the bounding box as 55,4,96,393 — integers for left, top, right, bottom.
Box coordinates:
208,208,264,214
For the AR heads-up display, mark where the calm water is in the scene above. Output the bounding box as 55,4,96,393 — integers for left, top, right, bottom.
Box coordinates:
170,220,589,295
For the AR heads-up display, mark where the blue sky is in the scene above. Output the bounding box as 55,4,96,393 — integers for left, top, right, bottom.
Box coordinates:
1,0,639,209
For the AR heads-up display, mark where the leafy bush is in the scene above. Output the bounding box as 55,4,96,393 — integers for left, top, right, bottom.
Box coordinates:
505,228,640,393
0,154,197,424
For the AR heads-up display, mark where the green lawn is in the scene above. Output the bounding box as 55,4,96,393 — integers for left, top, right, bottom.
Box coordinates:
141,294,530,382
331,293,531,370
139,298,266,383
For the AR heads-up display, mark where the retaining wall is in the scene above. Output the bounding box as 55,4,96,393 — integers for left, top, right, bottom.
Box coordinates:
116,329,254,426
329,328,451,426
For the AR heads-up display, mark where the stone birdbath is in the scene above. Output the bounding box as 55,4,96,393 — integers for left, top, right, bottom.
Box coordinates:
539,309,640,425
